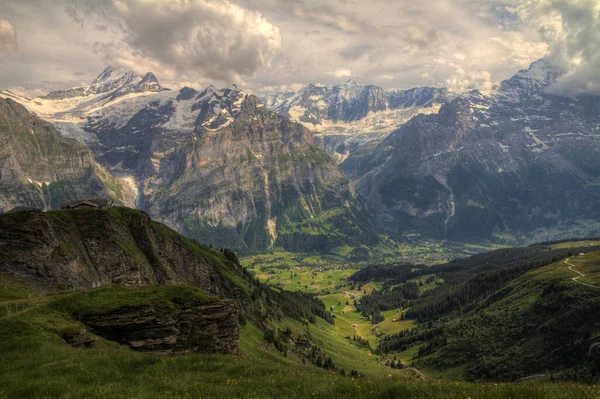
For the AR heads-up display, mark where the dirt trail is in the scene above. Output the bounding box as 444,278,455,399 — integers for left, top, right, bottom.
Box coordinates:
564,258,600,290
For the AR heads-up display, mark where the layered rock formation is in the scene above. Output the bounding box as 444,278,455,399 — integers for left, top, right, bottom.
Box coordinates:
82,300,239,355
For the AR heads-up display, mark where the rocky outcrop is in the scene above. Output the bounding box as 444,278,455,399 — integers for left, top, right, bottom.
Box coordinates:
81,300,239,354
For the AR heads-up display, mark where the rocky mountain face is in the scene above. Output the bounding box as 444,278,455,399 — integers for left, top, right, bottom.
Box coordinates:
263,80,450,125
1,71,376,254
85,85,377,253
344,59,600,243
0,97,131,211
263,81,451,162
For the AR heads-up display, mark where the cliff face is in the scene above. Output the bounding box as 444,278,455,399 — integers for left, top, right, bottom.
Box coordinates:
144,94,376,253
81,300,239,355
0,98,131,211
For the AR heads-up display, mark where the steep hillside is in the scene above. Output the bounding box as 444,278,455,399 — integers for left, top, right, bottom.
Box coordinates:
344,59,600,243
434,251,600,381
0,207,247,300
0,98,131,211
0,207,341,326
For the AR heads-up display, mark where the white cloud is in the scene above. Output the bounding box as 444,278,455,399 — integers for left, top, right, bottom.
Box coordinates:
1,0,596,97
0,19,17,54
515,0,600,96
330,68,352,78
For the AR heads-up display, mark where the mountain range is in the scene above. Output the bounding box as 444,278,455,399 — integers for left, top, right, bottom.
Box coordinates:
263,80,452,163
1,58,599,252
0,68,375,255
265,59,600,244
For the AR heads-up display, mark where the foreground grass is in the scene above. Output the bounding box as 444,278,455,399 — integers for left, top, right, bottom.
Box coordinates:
0,286,597,398
0,335,597,399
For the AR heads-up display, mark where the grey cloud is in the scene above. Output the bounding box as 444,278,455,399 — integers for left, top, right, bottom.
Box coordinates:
532,0,600,96
0,0,559,97
0,19,17,55
340,44,375,61
65,0,282,83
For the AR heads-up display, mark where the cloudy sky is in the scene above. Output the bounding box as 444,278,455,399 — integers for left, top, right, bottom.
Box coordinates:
0,0,598,97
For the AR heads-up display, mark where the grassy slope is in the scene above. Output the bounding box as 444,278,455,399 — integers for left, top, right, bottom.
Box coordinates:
411,251,600,380
0,283,596,398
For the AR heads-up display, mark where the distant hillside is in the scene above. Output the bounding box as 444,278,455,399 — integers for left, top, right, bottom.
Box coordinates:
343,60,600,243
353,241,600,381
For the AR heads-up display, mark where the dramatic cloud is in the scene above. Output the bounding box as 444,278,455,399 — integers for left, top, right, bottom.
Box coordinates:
60,0,282,85
0,19,17,54
0,0,597,97
515,0,600,96
240,0,550,93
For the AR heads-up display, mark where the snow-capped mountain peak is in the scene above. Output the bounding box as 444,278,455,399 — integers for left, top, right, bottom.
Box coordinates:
497,58,561,100
43,66,166,101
